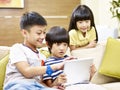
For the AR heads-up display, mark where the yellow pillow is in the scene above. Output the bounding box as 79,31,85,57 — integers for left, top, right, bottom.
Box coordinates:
99,37,120,79
39,49,50,58
0,54,9,90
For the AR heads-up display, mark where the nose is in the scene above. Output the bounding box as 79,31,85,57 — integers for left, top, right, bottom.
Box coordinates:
59,44,65,50
82,21,87,26
40,33,45,39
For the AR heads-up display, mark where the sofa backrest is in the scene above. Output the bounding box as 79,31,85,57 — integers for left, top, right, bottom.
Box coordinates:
71,42,106,70
0,46,10,60
96,25,118,43
0,46,10,90
0,55,9,90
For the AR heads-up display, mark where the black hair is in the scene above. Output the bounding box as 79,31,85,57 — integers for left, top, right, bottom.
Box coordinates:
68,5,98,41
20,11,47,30
45,26,69,53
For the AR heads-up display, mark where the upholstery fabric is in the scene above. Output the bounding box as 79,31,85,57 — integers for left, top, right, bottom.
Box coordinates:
0,54,9,90
99,38,120,79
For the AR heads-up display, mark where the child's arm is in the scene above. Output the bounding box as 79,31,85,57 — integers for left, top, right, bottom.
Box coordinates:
44,74,66,89
84,40,97,48
14,61,64,78
44,79,53,87
70,40,97,50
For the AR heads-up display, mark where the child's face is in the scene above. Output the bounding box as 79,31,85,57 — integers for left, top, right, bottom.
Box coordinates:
76,20,91,33
51,42,68,58
22,25,47,49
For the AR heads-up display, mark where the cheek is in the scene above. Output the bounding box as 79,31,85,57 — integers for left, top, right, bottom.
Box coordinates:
51,48,56,54
76,24,80,29
76,23,82,28
87,22,91,27
87,24,91,29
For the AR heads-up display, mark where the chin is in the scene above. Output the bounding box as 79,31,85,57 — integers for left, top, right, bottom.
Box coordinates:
58,55,64,58
82,30,87,33
36,44,42,48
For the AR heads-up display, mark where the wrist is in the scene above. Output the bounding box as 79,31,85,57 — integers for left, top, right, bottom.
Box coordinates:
46,65,54,76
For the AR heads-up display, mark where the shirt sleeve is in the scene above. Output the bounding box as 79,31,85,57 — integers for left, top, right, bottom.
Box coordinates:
42,58,52,81
9,44,28,64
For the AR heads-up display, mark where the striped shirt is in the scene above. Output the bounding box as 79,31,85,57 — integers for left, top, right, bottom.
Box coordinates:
43,55,68,81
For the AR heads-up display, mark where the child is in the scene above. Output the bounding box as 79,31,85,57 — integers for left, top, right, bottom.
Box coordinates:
68,4,98,50
43,26,106,90
43,26,70,89
3,11,73,90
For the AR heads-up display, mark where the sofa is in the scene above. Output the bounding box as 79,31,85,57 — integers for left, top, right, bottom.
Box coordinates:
0,46,10,90
71,38,120,90
0,38,120,90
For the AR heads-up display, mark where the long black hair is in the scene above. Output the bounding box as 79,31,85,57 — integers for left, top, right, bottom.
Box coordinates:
68,5,98,42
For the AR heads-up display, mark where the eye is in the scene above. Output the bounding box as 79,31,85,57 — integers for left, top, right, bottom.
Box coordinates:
78,21,83,24
85,20,90,23
63,43,68,46
57,43,61,46
43,31,46,34
37,32,41,35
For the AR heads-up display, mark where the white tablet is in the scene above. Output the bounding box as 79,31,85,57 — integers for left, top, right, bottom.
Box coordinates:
63,57,93,87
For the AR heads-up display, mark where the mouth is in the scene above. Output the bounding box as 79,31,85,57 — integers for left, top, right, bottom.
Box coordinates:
38,39,43,43
59,52,65,55
81,28,87,30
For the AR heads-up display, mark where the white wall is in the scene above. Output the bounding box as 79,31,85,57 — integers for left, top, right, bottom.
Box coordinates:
81,0,118,28
81,0,119,39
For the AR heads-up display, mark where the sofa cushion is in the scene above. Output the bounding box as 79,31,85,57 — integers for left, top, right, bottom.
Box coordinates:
39,47,51,58
71,42,106,70
0,54,9,90
99,37,120,79
102,82,120,90
0,46,10,60
91,72,119,84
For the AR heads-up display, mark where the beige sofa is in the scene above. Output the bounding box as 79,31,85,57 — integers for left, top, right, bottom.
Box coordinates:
0,41,120,90
71,41,120,90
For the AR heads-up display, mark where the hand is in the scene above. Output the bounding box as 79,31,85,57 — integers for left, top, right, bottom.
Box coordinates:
57,85,65,90
55,56,77,70
56,73,67,85
90,64,96,80
87,41,97,48
64,56,77,61
53,85,65,90
53,73,66,90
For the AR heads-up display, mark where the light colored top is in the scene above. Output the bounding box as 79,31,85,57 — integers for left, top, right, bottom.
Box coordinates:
69,27,96,47
4,43,46,85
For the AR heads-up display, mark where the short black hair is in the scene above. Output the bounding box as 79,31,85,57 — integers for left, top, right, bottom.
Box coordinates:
45,26,69,53
20,11,47,30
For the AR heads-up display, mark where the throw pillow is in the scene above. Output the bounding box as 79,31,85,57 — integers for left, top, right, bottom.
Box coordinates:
39,49,51,58
0,46,10,60
99,37,120,79
0,54,9,90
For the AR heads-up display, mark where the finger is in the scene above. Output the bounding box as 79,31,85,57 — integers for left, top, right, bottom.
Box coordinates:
57,85,65,90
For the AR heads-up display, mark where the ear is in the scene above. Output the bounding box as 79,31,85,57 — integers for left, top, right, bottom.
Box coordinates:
46,41,50,48
21,29,28,37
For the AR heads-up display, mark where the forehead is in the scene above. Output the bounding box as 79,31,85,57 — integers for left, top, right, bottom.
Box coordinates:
30,25,47,32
